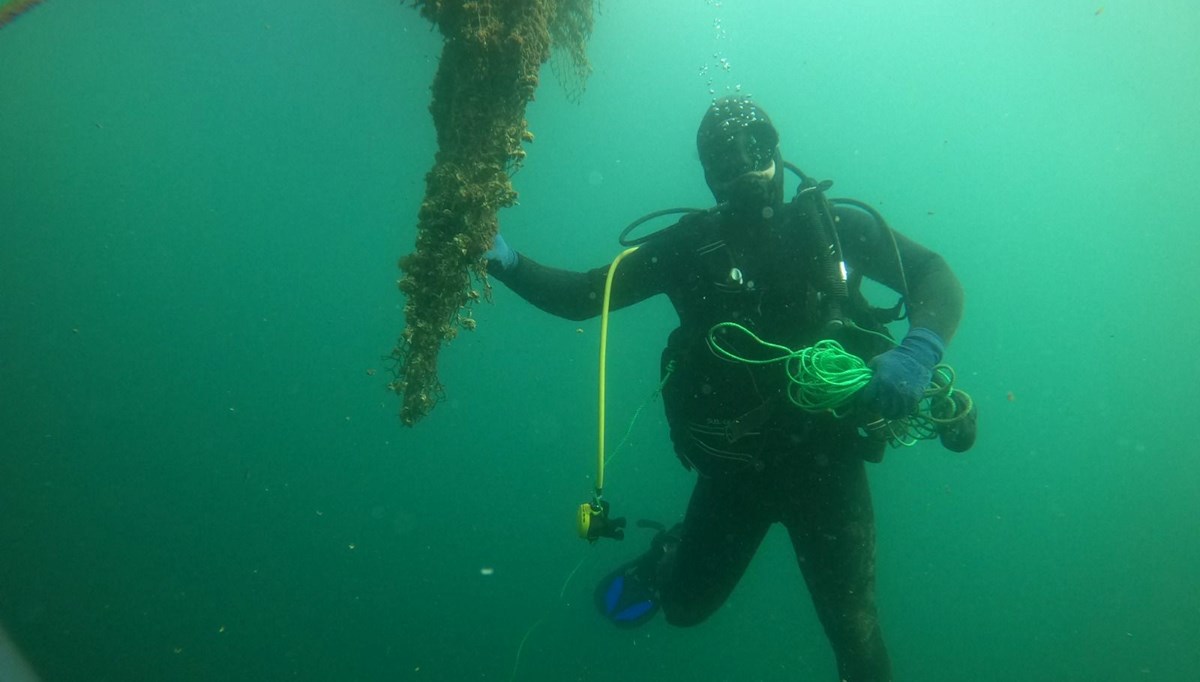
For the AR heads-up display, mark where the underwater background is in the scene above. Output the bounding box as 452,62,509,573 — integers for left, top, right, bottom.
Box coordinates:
2,1,1198,680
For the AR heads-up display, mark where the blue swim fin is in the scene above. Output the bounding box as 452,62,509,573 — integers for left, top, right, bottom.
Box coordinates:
594,557,660,628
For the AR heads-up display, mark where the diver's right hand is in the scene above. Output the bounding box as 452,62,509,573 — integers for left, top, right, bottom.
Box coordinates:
484,233,518,272
858,328,944,420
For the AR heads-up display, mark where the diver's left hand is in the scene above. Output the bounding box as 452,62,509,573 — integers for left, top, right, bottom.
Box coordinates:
484,233,519,272
859,328,945,420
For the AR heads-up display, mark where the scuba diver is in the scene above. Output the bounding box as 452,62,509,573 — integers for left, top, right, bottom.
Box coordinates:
485,96,966,682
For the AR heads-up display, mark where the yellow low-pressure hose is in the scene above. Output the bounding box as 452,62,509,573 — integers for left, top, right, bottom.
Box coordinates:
596,246,640,497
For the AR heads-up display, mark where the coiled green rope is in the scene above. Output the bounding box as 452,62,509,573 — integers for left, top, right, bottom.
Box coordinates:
706,321,972,447
706,322,874,417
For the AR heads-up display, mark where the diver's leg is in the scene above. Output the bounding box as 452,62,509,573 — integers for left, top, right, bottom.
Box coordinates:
784,453,891,682
660,473,772,627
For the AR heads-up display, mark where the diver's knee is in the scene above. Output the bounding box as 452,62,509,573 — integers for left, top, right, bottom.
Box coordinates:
662,601,712,628
660,584,721,627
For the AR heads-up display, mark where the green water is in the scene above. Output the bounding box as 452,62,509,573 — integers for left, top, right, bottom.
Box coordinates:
2,1,1197,680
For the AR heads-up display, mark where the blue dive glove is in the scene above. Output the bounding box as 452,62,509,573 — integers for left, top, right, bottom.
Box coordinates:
484,233,519,272
858,327,945,420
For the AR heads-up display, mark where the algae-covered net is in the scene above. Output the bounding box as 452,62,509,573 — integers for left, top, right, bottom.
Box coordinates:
0,0,46,29
390,0,595,425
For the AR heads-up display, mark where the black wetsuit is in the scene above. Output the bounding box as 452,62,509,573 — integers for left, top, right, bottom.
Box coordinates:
492,202,963,682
